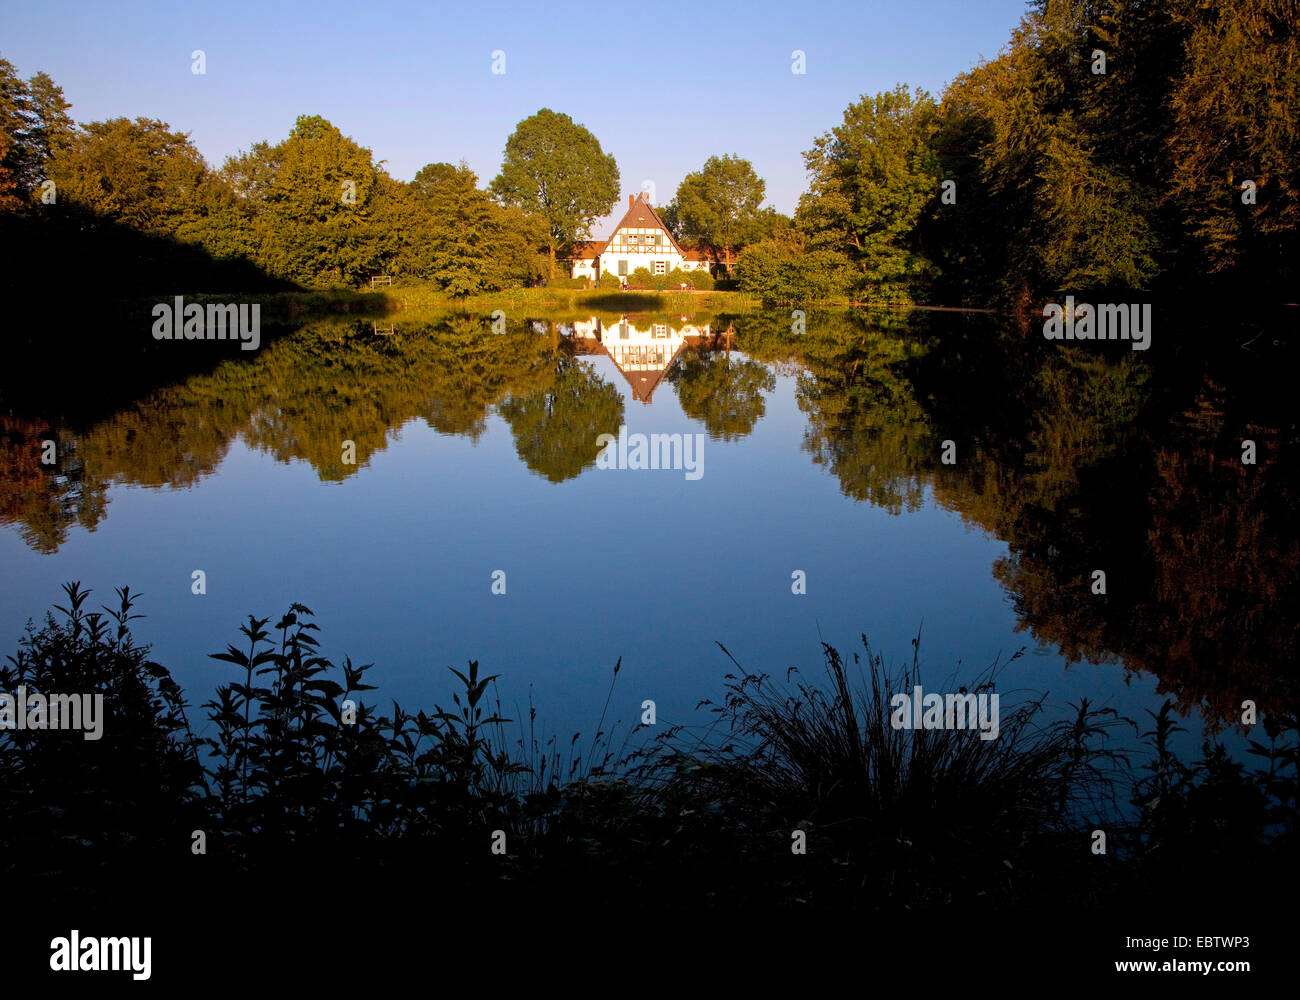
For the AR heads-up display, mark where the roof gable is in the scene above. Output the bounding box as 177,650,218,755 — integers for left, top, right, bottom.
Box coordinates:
599,339,686,404
609,193,685,256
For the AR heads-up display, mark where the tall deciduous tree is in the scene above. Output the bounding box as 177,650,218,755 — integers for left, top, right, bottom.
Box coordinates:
230,114,386,285
489,109,619,277
405,161,547,295
671,154,767,268
929,9,1161,303
1165,0,1300,275
798,84,939,299
47,117,209,233
922,0,1298,303
0,57,74,210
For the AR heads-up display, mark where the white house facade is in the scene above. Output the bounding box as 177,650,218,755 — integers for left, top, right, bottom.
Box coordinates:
561,193,713,283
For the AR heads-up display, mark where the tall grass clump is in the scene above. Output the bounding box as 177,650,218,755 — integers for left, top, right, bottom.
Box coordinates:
644,632,1132,909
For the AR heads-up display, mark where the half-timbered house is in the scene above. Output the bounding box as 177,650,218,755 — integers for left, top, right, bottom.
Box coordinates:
561,193,714,283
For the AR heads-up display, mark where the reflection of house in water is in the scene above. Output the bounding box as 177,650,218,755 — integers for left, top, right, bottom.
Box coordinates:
570,316,715,403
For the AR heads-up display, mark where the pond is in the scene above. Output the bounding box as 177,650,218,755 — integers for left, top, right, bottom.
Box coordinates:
2,307,1294,756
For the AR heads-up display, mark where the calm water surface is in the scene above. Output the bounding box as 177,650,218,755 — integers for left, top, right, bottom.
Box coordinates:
2,308,1293,753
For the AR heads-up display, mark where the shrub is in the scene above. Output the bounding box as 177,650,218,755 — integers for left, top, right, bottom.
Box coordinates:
627,265,715,291
598,271,621,290
628,266,654,288
547,276,590,289
735,239,850,303
654,267,688,289
653,635,1131,909
0,583,205,896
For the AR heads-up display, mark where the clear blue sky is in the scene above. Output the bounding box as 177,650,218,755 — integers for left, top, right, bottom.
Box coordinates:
1,0,1029,234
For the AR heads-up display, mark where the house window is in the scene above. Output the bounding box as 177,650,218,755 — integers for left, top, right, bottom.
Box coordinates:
619,321,629,339
654,261,666,275
618,260,628,275
654,234,662,245
652,324,668,338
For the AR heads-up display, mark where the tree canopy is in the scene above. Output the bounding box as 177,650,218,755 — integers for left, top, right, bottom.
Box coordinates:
1,73,557,294
0,57,72,209
402,161,547,295
671,154,767,262
797,84,939,298
5,4,1297,308
489,109,620,275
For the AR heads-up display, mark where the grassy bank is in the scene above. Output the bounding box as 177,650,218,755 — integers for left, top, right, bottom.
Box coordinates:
115,282,992,325
151,283,762,321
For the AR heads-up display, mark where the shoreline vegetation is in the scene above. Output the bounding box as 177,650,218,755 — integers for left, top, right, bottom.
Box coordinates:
5,4,1295,323
4,584,1295,920
154,284,763,323
148,284,1006,322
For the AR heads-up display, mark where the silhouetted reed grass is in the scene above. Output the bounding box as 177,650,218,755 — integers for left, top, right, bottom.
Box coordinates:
629,633,1136,907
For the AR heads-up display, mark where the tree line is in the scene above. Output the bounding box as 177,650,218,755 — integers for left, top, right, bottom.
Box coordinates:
5,0,1295,306
735,0,1299,306
0,84,548,292
0,61,786,296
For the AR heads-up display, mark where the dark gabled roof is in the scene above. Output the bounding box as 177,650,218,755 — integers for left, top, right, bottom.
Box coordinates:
559,239,606,261
614,349,677,403
609,193,686,257
682,244,734,263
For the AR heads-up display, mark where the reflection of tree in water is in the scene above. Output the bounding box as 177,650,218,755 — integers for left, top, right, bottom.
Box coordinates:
412,315,555,441
918,327,1300,721
983,374,1300,721
735,309,933,512
6,303,1297,721
0,313,561,548
735,307,1299,719
669,352,774,441
498,356,624,483
0,419,109,554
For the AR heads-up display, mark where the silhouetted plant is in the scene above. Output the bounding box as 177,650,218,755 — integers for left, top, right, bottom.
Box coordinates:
635,633,1139,909
4,585,1296,912
0,583,204,896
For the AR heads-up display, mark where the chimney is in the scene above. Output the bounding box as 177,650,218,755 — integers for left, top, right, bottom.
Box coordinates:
628,194,634,208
